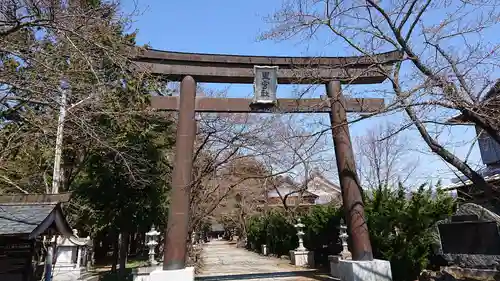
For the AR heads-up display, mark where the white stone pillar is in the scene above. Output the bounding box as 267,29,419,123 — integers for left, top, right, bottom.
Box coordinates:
76,247,82,268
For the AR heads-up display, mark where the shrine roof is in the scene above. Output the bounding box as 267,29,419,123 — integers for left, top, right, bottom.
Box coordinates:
0,193,73,238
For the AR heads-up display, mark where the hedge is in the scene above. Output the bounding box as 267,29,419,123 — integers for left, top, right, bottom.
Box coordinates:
246,184,455,281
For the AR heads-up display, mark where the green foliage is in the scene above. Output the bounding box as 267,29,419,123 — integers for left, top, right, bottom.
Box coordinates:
246,183,456,281
246,205,341,264
246,215,266,250
246,210,297,256
301,204,343,266
365,184,455,281
0,0,175,240
67,61,175,235
265,211,297,256
70,116,172,234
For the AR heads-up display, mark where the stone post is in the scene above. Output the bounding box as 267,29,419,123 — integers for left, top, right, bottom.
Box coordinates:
191,232,196,245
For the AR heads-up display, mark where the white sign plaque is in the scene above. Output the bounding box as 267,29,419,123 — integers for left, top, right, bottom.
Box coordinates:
253,66,278,104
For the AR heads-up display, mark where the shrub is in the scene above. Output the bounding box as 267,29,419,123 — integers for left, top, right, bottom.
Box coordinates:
265,211,297,256
246,205,341,263
301,204,343,267
246,183,455,281
246,210,297,256
365,184,455,281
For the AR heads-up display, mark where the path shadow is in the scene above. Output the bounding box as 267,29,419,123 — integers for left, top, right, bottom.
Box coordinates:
195,269,338,281
296,271,339,281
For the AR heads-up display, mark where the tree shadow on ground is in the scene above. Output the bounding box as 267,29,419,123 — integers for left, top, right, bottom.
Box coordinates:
295,271,338,281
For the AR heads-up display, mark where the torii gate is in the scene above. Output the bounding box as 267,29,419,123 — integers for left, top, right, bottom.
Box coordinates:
132,49,401,271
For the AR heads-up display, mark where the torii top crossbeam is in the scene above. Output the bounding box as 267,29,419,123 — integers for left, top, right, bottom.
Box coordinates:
133,49,402,84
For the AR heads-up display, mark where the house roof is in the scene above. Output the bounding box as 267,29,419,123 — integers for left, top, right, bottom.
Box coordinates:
267,186,318,198
307,172,341,194
210,223,224,232
0,194,73,238
444,173,500,190
267,171,341,200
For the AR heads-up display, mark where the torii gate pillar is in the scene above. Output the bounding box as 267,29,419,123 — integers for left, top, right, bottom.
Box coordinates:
327,81,373,261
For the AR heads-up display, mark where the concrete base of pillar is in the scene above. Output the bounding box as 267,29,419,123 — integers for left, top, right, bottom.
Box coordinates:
149,267,195,281
338,259,392,281
328,255,341,278
132,266,161,281
289,250,314,267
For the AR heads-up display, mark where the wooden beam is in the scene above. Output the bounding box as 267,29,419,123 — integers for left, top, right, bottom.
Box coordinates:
136,49,402,67
131,49,403,84
150,96,384,113
133,62,394,84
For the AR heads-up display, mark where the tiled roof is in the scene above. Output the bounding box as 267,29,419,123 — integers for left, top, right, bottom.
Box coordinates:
267,187,317,198
0,198,73,238
446,165,500,189
0,203,57,235
267,172,340,199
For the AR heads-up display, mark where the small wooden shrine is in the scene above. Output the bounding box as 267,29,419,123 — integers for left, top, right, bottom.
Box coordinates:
0,193,73,281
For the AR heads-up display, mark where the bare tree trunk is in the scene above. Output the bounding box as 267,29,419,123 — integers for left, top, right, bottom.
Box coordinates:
93,233,106,265
129,232,137,256
118,232,129,279
50,87,67,194
403,105,497,198
111,232,119,273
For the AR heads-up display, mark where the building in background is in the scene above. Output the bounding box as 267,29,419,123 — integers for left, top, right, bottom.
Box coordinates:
0,194,91,281
265,170,342,208
445,80,500,209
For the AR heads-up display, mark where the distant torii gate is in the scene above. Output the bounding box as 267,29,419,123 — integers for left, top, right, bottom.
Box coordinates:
132,49,402,271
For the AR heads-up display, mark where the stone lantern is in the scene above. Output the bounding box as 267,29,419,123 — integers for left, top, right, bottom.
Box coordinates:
289,218,314,267
146,225,160,266
329,218,353,278
294,218,306,251
339,218,352,260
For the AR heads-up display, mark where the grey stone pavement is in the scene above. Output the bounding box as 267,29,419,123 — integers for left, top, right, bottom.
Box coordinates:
196,240,336,281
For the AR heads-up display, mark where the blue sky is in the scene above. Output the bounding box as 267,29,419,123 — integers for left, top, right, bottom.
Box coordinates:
121,0,484,185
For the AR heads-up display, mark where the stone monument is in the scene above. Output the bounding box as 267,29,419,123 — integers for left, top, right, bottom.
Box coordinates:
425,203,500,280
289,218,314,267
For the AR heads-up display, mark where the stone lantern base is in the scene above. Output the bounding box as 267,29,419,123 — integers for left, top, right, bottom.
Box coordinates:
289,250,314,267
